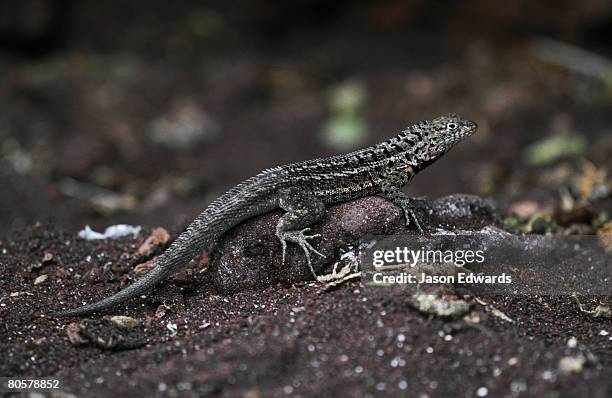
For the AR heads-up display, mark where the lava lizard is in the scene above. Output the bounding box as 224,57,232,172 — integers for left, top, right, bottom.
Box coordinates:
51,114,477,317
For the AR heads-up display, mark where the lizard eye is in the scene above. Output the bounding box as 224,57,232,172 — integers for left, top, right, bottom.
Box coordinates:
446,122,458,130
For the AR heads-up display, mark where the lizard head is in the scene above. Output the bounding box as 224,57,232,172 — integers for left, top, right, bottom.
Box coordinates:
412,113,477,167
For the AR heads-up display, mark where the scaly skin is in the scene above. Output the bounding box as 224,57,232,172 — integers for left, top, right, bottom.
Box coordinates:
51,114,477,317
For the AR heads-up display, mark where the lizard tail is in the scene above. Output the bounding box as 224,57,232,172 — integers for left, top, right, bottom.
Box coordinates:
48,265,173,317
50,224,209,317
50,175,277,318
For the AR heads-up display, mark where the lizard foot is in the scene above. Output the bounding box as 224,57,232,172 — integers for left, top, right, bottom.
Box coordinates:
398,197,433,234
380,190,433,235
277,228,325,278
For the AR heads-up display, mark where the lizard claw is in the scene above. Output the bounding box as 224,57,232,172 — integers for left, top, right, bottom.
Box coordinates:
396,198,431,234
277,228,325,278
404,209,424,234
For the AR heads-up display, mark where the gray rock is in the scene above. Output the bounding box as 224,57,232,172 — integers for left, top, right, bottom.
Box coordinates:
209,195,499,294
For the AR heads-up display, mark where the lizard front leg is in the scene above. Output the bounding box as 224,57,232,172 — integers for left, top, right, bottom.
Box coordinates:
379,167,432,234
276,187,327,278
381,190,433,234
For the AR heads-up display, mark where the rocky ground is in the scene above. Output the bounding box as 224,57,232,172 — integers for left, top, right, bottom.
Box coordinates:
1,194,611,397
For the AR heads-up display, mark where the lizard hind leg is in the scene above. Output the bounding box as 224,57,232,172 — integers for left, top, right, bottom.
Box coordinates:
276,187,326,278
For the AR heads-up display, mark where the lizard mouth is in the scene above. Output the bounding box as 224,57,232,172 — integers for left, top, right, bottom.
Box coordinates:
451,119,478,144
464,119,478,135
466,119,477,131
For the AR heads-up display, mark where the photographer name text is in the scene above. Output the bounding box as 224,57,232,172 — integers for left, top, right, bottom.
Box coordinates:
372,272,512,285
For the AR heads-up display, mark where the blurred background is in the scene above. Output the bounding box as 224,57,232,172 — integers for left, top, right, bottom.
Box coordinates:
2,0,612,235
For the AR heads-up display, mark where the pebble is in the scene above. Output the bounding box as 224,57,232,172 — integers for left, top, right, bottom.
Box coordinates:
558,355,585,375
110,316,140,328
138,227,171,256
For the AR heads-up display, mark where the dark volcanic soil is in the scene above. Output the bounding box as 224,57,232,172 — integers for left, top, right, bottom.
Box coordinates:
1,197,611,397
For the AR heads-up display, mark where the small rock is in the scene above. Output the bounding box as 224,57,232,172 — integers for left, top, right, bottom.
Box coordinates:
137,227,171,257
408,292,471,318
508,201,541,219
155,305,168,319
55,267,70,279
29,260,43,271
66,322,88,346
558,355,585,375
198,321,211,330
166,322,178,336
573,160,609,201
32,337,47,346
463,312,481,324
109,316,140,328
134,258,157,276
196,254,209,272
83,267,102,282
33,274,48,285
597,222,612,253
42,251,54,264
